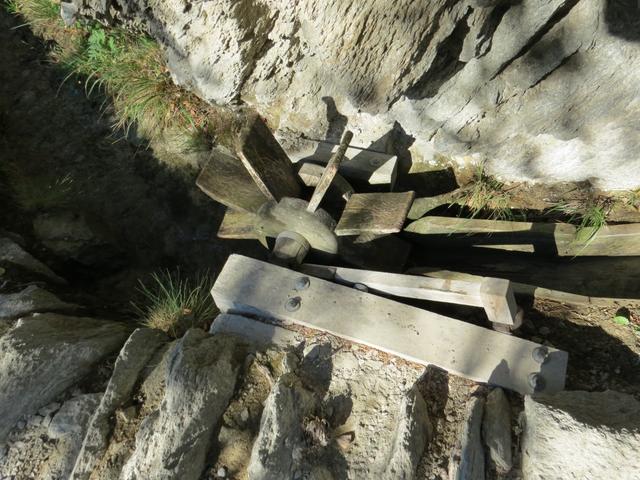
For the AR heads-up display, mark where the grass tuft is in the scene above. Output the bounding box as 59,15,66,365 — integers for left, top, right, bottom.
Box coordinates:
458,163,515,221
547,198,610,245
132,270,218,338
6,0,59,26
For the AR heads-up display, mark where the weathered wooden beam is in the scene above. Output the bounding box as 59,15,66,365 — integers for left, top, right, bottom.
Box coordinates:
405,216,640,256
236,114,301,202
335,191,415,236
296,163,354,201
299,264,519,326
196,149,269,213
211,255,568,395
307,131,353,213
287,140,398,187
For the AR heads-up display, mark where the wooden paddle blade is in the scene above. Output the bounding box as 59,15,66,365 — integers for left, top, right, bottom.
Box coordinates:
335,191,415,236
196,149,270,213
236,113,301,202
217,208,258,239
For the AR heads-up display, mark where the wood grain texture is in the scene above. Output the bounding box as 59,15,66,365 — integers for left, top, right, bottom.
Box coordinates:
217,208,258,239
196,149,269,212
336,191,415,235
212,255,568,395
405,216,640,256
236,114,301,201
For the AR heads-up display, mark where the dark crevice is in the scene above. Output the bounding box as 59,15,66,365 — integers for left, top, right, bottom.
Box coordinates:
475,3,511,58
490,0,581,80
524,48,580,93
406,9,472,100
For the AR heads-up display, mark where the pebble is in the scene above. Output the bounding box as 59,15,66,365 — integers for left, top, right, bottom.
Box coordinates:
240,408,249,423
216,466,227,478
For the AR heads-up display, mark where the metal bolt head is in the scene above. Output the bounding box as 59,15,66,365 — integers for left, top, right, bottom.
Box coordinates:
532,346,549,364
294,276,310,291
528,373,546,392
285,296,301,312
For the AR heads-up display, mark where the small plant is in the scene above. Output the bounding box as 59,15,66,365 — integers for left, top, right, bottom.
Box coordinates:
547,198,610,245
458,163,514,221
132,270,218,338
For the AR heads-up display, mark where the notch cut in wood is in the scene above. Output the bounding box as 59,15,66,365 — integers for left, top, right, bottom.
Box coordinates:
211,255,568,395
300,264,520,326
335,191,415,236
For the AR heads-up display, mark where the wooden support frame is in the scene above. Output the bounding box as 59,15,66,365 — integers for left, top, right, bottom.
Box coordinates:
212,255,568,395
300,264,520,326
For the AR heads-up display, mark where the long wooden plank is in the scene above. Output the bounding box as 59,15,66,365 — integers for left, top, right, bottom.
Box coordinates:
196,149,269,212
299,264,518,325
212,255,568,395
336,192,415,236
236,114,301,202
408,267,640,307
405,216,640,256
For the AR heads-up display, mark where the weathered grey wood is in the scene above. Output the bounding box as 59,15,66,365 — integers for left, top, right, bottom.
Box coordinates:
256,197,338,254
217,208,258,239
272,231,310,265
336,192,415,236
288,139,398,186
236,114,301,202
196,149,269,212
297,163,354,201
300,264,483,307
405,216,640,256
407,267,640,307
212,255,568,395
307,131,353,213
299,264,519,325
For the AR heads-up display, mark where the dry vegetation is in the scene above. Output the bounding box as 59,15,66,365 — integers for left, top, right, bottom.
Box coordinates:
6,0,237,149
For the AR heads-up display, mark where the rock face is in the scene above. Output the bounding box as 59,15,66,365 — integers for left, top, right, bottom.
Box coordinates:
71,328,168,480
449,395,485,480
482,388,512,473
68,0,640,190
0,285,79,320
0,313,130,442
120,329,245,480
522,390,640,480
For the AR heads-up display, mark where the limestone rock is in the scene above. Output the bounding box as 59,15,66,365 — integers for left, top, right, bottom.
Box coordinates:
39,393,102,480
0,237,65,284
383,386,431,480
482,388,512,474
0,285,79,320
247,375,315,480
120,329,245,480
72,0,640,190
522,390,640,480
449,396,485,480
0,313,130,442
70,328,167,480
